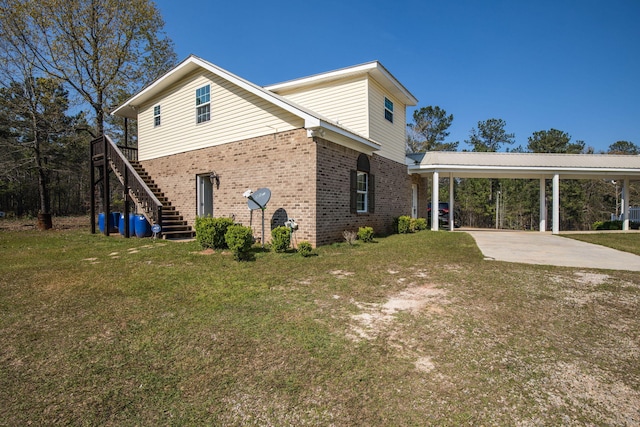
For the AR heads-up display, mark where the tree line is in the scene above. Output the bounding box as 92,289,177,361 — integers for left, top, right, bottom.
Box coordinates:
0,0,175,223
407,106,640,230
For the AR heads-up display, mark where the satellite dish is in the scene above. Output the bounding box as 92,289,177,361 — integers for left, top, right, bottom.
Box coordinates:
247,188,271,210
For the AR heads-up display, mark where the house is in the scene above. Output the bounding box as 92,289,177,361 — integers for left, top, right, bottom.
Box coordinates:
108,55,424,246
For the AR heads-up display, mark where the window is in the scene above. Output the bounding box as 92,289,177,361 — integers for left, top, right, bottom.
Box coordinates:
153,105,161,127
384,97,394,123
356,172,368,213
196,84,211,123
350,154,375,214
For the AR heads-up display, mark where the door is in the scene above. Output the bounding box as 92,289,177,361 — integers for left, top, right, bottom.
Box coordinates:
197,175,214,217
411,184,418,218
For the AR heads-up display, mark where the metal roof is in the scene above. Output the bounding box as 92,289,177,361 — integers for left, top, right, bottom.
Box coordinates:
407,151,640,179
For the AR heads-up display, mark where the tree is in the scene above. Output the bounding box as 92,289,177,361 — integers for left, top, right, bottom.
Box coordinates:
0,76,82,221
608,140,639,155
0,0,176,136
466,118,515,152
406,106,458,152
527,129,585,153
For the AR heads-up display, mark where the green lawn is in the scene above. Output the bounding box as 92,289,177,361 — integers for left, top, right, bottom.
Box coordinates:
1,226,639,425
563,232,640,256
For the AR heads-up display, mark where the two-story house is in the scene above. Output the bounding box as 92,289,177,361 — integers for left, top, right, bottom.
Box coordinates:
111,55,425,246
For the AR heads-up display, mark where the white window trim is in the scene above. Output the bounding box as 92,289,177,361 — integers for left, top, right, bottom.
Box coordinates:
153,105,161,127
384,97,394,123
357,171,368,213
196,85,211,124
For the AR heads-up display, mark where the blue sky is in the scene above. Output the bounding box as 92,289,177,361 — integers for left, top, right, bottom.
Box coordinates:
154,0,639,152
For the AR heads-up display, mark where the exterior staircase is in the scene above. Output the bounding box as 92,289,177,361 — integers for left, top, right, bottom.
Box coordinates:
128,161,195,239
91,135,194,240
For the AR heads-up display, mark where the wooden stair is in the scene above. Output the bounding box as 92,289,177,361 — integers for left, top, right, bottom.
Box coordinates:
129,161,195,240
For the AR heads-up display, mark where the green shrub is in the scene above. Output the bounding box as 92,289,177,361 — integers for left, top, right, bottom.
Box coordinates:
195,216,235,249
594,220,623,230
413,217,428,231
224,225,254,260
396,215,412,234
271,226,291,252
297,241,313,257
357,226,374,242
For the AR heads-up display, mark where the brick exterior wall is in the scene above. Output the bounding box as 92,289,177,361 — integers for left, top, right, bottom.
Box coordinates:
141,128,425,246
314,138,419,245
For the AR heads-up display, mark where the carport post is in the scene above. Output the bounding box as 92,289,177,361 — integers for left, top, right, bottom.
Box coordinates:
622,178,630,231
539,178,546,232
449,173,454,231
552,174,560,234
431,171,439,231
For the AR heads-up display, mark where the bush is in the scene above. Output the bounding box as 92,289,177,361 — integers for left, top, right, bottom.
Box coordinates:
413,217,428,231
224,225,254,260
297,241,313,257
357,226,374,242
195,216,235,249
594,220,623,230
396,215,412,234
271,226,291,252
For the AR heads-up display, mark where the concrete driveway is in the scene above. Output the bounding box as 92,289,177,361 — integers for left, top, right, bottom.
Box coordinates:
462,229,640,271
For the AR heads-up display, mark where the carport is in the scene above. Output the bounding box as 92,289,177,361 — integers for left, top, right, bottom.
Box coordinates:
407,152,640,233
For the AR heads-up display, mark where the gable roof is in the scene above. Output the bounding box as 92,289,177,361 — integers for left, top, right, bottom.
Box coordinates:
264,61,418,106
111,55,381,151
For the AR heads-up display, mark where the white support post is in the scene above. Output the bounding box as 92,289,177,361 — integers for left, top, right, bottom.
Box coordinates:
539,178,546,232
622,178,630,231
449,173,454,231
552,174,560,234
431,171,439,231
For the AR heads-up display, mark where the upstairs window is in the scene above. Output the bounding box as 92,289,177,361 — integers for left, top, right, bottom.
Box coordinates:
384,97,394,123
153,105,161,127
196,84,211,124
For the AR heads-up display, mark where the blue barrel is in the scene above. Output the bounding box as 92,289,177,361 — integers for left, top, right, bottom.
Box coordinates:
98,212,119,233
110,212,120,233
98,212,106,233
119,213,136,236
134,215,152,237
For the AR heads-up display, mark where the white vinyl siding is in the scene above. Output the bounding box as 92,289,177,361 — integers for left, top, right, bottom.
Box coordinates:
368,79,406,164
275,76,369,137
137,70,304,161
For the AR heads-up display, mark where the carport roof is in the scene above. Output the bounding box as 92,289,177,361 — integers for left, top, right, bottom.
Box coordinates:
407,151,640,179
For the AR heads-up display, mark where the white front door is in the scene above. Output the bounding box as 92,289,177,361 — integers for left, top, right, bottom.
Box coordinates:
197,175,214,217
411,184,418,219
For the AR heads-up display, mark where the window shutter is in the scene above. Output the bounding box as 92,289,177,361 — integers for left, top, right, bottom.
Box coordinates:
369,174,375,213
350,170,357,214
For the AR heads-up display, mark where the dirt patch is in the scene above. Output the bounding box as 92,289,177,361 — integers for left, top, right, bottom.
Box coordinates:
347,282,448,342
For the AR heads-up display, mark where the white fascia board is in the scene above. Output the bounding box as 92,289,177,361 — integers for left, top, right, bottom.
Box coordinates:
112,55,321,124
266,62,380,91
308,120,381,152
266,61,418,106
408,163,640,178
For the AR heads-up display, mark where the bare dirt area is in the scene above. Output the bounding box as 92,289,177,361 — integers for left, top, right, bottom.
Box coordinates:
0,215,89,232
338,265,640,426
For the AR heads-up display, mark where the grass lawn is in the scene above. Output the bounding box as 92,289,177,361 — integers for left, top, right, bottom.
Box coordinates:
563,232,640,256
1,221,639,425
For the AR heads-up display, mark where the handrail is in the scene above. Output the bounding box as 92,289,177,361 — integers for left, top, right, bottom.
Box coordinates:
92,135,163,228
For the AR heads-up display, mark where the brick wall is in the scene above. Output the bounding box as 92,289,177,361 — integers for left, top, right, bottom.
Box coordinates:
314,138,415,245
140,129,420,247
141,129,318,245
